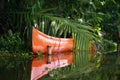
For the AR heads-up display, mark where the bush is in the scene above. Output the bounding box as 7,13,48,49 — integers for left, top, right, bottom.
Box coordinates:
103,39,117,52
0,29,29,52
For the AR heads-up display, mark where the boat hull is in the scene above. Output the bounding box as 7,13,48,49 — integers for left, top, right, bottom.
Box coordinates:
32,27,74,54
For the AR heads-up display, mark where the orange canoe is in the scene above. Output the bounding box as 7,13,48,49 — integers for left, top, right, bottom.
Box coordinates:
31,52,74,80
32,27,74,54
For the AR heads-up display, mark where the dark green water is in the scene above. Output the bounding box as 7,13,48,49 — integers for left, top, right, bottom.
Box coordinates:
87,52,120,80
0,52,119,80
0,56,32,80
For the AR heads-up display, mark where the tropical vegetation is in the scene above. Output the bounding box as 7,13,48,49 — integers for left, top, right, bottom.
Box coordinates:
0,0,119,80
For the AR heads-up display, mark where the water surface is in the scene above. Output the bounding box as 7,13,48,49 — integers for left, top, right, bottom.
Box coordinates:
0,52,119,80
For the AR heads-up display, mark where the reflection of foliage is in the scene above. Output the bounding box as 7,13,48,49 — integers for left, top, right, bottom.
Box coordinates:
40,52,119,80
0,55,32,80
39,53,100,80
0,56,30,69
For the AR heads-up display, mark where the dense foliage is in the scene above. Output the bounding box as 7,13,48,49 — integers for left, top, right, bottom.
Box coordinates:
0,0,119,80
0,0,119,51
0,29,29,52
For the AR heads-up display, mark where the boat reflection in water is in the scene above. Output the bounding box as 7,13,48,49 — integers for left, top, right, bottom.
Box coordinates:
31,52,74,80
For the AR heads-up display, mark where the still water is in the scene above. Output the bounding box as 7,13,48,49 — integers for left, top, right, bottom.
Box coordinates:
0,52,119,80
0,55,32,80
0,52,74,80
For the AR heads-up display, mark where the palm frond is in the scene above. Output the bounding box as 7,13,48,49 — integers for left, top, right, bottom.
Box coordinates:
30,13,100,79
33,14,99,48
